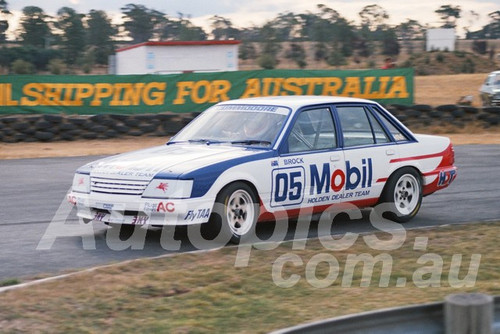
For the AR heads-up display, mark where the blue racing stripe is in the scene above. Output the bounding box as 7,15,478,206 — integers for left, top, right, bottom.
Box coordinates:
155,149,277,198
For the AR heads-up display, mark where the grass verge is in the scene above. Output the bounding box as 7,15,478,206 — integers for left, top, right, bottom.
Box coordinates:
0,279,20,287
0,222,499,333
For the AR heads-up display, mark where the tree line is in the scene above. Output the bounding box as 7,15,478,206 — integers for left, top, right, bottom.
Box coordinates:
0,1,499,73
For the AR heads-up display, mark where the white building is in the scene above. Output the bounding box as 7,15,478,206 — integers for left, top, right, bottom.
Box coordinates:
426,29,456,52
113,40,240,75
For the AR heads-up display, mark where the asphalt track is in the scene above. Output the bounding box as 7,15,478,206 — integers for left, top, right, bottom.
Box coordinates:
0,145,499,281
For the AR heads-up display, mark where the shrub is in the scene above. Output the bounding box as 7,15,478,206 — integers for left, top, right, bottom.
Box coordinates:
366,59,376,68
48,59,67,75
314,43,328,61
82,63,92,74
415,65,429,75
285,43,307,69
257,54,277,69
11,59,35,74
327,50,346,67
472,40,488,55
239,43,257,60
401,59,413,68
460,58,475,73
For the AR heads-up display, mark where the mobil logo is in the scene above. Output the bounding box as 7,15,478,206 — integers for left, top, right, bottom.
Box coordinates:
271,159,373,207
310,158,373,195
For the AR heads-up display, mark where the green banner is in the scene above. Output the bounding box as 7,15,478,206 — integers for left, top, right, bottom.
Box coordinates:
0,68,413,115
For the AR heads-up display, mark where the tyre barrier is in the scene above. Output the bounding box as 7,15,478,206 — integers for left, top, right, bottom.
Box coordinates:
0,105,498,143
0,112,198,143
386,104,500,130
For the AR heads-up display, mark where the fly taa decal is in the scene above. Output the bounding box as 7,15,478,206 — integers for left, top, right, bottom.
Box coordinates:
184,208,211,221
271,159,374,207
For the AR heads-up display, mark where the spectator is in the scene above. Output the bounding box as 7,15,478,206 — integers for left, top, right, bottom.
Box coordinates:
381,57,395,69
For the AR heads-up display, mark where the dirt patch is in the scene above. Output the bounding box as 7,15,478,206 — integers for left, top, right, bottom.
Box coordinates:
411,123,500,145
0,137,168,159
414,73,487,107
439,132,500,145
1,130,499,160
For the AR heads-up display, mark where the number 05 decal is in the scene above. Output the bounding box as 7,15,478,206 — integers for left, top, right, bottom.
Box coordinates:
271,167,305,207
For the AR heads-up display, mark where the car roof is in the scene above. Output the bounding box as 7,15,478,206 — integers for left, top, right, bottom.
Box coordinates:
217,95,379,111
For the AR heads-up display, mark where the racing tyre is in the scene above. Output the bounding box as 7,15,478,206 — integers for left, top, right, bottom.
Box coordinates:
379,168,422,223
208,182,259,244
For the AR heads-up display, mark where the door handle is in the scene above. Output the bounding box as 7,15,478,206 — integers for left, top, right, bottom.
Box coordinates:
330,154,341,162
386,149,395,156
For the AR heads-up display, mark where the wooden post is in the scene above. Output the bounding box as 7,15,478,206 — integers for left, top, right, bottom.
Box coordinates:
445,293,493,334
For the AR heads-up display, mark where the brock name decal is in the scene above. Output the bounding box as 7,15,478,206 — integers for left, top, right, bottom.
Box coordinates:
271,158,373,207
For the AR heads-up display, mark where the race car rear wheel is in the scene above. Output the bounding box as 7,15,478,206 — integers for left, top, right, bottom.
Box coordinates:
380,167,422,223
209,182,259,244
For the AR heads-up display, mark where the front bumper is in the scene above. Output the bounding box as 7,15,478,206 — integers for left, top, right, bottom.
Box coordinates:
68,191,215,226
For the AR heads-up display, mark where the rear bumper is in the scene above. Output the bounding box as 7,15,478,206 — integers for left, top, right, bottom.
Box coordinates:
422,166,457,196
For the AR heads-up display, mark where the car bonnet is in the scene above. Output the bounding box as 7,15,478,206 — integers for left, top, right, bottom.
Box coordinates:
84,144,271,181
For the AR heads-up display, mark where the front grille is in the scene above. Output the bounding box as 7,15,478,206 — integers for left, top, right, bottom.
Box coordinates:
91,177,149,195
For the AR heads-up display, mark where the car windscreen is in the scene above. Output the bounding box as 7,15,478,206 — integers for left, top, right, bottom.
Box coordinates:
171,104,290,147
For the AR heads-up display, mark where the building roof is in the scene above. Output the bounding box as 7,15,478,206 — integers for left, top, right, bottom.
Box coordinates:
116,40,241,53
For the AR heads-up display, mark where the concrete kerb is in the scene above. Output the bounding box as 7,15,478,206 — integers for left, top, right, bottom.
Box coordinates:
0,245,225,294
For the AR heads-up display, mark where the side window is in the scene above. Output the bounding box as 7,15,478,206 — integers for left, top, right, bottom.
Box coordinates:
372,106,410,142
336,106,375,147
367,111,390,143
287,108,336,153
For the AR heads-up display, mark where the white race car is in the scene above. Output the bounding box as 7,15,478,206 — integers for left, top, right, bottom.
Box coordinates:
69,96,457,243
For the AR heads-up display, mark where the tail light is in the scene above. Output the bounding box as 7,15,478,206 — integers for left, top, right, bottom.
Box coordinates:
442,143,455,166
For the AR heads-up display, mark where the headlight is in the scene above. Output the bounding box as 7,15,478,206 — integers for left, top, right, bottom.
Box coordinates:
142,179,193,199
72,173,90,194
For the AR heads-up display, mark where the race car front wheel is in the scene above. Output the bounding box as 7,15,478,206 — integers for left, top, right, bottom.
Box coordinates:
379,167,422,223
209,182,259,244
